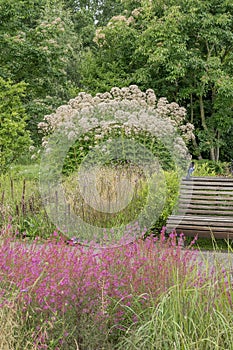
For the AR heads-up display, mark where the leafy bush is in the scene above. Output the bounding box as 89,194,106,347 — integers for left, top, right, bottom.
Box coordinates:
39,85,193,177
194,160,230,177
154,170,180,231
0,78,31,172
62,125,175,175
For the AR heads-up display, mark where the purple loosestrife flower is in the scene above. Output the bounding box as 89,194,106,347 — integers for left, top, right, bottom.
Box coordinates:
1,225,229,335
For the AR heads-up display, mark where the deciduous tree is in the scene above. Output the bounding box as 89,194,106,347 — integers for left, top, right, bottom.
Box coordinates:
0,78,31,172
81,0,233,161
0,0,80,143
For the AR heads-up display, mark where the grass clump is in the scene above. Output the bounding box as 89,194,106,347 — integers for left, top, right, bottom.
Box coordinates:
118,279,233,350
0,165,56,240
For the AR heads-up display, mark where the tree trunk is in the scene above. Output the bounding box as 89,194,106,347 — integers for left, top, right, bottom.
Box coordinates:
210,148,216,161
191,94,202,159
193,138,203,160
199,95,207,130
190,93,194,124
216,147,219,162
199,95,214,160
215,131,220,162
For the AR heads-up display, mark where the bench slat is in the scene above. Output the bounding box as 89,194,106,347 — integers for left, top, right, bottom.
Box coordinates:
177,209,233,216
167,214,233,221
183,177,233,182
180,190,233,195
179,199,233,205
168,216,233,230
179,195,233,201
169,227,233,233
167,220,233,229
178,204,233,210
181,185,233,190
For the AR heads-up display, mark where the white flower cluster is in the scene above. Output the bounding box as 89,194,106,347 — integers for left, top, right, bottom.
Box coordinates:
38,85,194,144
179,123,195,141
38,86,192,170
131,8,142,18
155,98,186,125
107,15,135,26
94,15,135,46
93,28,106,46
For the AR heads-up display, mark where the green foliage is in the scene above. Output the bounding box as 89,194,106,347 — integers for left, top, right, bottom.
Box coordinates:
0,166,56,239
0,0,81,144
62,165,150,229
62,127,174,176
65,0,124,27
220,126,233,161
186,236,233,251
79,0,233,161
0,78,31,172
79,17,138,94
1,0,232,161
194,160,229,176
154,170,180,231
0,0,78,93
118,278,233,349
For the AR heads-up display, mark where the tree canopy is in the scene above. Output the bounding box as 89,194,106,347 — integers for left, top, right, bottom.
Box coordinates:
80,0,233,160
0,0,232,162
0,0,80,143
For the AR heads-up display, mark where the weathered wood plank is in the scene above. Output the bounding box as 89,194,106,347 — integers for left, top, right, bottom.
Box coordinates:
179,195,233,201
180,190,233,195
177,209,233,216
179,199,233,205
168,215,233,222
183,177,233,182
181,188,233,193
178,204,233,210
167,221,233,229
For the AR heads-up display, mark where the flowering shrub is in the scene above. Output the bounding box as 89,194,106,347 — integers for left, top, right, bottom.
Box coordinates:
38,85,194,173
38,85,194,239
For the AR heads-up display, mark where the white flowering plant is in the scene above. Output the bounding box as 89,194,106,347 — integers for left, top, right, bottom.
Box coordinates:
39,85,193,175
39,85,193,237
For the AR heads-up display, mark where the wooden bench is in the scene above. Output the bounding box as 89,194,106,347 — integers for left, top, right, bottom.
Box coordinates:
166,177,233,239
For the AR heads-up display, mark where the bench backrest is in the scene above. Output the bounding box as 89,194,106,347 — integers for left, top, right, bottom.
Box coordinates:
177,177,233,217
